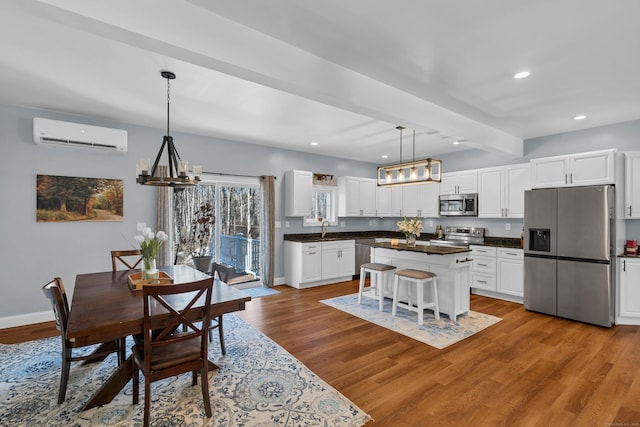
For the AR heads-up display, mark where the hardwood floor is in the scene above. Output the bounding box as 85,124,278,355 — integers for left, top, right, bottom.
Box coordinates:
3,280,640,426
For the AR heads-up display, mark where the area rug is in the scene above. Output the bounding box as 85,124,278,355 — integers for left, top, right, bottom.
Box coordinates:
240,286,280,298
321,293,501,349
0,314,371,426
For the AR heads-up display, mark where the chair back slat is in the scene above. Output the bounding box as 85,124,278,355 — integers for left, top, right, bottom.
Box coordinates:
111,250,142,272
42,278,69,336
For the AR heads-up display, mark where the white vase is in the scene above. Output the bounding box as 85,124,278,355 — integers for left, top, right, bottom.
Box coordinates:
142,257,158,280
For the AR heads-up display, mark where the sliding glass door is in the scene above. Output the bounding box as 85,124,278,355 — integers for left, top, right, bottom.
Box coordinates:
174,177,261,283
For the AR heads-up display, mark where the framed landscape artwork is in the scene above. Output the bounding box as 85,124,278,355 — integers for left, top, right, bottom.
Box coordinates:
36,174,124,222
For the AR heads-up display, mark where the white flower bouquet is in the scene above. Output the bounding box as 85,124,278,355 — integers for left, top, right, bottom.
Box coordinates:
397,216,423,237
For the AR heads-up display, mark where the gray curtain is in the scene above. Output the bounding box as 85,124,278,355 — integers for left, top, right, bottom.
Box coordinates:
259,175,275,287
156,165,174,267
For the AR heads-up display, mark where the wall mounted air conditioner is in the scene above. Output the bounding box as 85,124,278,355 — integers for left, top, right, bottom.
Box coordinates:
33,117,127,152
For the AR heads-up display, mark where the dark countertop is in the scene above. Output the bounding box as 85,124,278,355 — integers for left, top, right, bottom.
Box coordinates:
364,241,470,255
284,231,522,249
618,253,640,258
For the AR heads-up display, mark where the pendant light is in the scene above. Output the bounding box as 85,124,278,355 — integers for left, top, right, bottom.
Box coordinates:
136,71,201,187
377,126,442,186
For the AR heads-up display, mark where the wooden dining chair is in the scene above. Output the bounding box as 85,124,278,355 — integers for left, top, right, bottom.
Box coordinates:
42,277,126,404
132,278,214,427
111,249,142,272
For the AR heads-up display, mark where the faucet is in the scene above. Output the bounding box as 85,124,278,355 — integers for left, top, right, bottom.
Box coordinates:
321,220,330,239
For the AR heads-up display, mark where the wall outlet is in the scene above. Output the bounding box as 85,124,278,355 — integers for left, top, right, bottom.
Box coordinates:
505,223,511,231
285,221,290,228
275,221,281,228
429,220,434,227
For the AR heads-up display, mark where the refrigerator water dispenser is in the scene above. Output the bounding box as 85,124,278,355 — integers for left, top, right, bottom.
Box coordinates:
529,229,551,252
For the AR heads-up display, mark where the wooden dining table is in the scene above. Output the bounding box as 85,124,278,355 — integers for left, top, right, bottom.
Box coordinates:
66,264,251,411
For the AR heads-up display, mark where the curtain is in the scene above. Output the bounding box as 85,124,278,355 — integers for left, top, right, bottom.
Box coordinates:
259,175,275,287
156,166,174,267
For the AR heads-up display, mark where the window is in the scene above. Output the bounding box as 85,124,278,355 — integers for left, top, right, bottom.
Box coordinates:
303,185,337,226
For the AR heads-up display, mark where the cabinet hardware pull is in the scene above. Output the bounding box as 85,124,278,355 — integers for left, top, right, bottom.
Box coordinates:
623,260,626,272
456,258,473,263
505,252,518,256
630,206,633,216
565,173,568,184
308,252,317,255
478,263,487,267
477,280,487,284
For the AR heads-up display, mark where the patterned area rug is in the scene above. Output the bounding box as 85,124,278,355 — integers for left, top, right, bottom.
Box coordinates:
321,293,501,349
0,314,371,426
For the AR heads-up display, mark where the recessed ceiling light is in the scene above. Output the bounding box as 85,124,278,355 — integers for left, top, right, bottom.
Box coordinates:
514,71,530,79
453,140,460,145
381,155,388,159
310,141,318,146
573,115,587,121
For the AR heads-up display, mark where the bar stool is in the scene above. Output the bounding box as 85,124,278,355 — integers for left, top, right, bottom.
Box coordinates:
392,269,439,325
358,262,396,311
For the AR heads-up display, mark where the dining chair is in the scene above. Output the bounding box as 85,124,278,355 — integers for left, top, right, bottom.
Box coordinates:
132,278,214,427
42,277,126,404
111,249,142,272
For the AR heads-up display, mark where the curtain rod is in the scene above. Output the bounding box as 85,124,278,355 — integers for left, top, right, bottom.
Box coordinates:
201,171,276,179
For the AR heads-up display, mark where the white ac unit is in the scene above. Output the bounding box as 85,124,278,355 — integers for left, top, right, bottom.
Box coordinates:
33,117,127,152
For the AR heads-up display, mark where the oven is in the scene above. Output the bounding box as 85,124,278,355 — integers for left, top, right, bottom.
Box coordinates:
439,193,478,216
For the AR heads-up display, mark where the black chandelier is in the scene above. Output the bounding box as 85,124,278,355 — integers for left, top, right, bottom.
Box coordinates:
136,71,201,187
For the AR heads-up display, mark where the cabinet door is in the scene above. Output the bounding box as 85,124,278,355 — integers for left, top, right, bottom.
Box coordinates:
284,170,312,216
338,177,361,216
504,163,531,218
391,186,403,216
497,250,524,297
478,167,504,218
419,183,440,217
625,152,640,218
321,248,341,279
376,186,392,217
457,170,478,193
439,173,458,195
531,156,570,188
360,178,377,216
402,185,421,217
570,150,615,186
302,250,322,282
339,246,356,276
619,259,640,318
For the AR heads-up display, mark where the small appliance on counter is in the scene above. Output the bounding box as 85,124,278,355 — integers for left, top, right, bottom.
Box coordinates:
626,240,638,256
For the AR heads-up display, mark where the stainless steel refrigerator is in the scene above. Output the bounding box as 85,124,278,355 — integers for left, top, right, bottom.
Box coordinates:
523,185,615,327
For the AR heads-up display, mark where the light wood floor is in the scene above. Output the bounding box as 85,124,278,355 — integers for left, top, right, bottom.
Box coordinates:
3,280,640,426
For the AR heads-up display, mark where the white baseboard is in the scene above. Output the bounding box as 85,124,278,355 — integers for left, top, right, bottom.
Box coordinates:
0,311,54,329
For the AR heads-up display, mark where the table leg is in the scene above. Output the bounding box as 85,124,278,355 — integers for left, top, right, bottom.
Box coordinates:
81,356,133,410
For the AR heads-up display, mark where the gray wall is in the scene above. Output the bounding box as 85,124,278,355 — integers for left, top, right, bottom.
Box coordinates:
1,103,639,326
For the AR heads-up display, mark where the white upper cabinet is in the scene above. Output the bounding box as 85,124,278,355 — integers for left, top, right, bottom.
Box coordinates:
440,170,478,195
338,176,376,217
531,149,616,188
625,151,640,218
478,163,530,218
284,170,312,216
419,182,440,217
375,185,392,217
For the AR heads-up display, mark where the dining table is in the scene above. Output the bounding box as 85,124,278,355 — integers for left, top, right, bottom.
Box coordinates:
66,264,251,411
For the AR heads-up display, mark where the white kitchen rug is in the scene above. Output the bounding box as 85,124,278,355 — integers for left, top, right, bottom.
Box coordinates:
321,293,501,349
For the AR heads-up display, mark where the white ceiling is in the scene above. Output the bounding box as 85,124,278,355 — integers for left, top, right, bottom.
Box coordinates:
2,0,640,164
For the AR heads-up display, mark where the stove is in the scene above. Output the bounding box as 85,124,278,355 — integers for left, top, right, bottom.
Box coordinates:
430,226,485,248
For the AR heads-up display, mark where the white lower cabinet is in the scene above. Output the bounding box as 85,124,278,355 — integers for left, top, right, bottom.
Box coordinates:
470,245,524,302
496,248,524,297
284,240,355,288
618,258,640,323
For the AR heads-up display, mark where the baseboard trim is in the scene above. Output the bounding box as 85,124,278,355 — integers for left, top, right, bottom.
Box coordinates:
0,311,53,329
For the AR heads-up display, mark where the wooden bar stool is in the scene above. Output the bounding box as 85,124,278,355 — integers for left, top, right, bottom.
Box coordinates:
392,269,439,324
358,262,396,311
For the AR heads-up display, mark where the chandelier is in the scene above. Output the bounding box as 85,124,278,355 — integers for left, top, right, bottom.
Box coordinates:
136,71,201,187
377,126,442,186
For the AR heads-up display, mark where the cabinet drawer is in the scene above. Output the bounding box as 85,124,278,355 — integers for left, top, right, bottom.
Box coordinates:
302,242,321,253
321,240,355,250
471,255,496,274
471,273,497,291
471,245,497,257
498,248,524,259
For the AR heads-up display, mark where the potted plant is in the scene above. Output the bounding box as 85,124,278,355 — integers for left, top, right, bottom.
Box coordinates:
181,201,215,272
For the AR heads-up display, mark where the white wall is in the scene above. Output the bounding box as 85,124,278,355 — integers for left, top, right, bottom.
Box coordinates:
2,103,639,327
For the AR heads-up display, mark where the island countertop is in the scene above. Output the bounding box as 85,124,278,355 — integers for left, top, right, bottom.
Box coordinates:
363,241,470,255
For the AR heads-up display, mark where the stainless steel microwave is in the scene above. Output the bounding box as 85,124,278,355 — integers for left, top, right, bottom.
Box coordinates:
439,193,478,216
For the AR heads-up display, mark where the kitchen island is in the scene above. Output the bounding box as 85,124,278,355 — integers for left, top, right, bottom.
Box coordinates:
364,241,472,321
